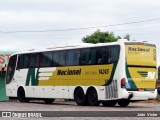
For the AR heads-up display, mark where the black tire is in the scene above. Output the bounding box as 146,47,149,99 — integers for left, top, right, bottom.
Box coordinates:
74,87,88,106
17,87,30,102
87,88,100,106
102,100,117,107
118,99,130,107
44,99,55,104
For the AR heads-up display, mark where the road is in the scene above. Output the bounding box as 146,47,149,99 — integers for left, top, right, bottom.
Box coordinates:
0,99,160,120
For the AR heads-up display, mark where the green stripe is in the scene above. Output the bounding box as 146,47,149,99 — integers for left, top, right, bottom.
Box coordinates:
103,62,118,86
137,71,148,77
126,66,137,89
137,71,147,73
139,72,148,75
140,74,148,77
25,68,39,86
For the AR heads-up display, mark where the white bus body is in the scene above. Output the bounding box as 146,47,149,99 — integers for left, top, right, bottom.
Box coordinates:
6,41,157,106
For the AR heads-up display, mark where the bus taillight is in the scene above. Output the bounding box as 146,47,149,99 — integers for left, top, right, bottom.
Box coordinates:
121,78,126,88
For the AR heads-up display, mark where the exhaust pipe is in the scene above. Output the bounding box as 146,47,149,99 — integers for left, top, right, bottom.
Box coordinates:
128,93,133,100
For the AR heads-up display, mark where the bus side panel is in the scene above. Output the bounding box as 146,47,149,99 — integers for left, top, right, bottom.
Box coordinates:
6,69,28,97
25,86,63,98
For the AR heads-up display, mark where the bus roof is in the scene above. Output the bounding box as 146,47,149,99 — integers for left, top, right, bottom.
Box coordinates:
11,40,155,55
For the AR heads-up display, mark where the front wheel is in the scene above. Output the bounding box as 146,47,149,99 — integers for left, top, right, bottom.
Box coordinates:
17,88,30,102
118,99,130,107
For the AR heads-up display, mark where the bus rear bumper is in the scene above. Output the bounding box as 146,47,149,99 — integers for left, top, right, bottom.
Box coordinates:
120,90,157,101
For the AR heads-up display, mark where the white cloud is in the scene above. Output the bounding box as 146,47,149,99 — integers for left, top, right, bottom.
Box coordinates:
0,0,160,58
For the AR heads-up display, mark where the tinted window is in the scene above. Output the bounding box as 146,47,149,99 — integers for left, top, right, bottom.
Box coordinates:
17,55,23,69
23,54,30,68
107,45,120,63
53,51,65,66
66,49,80,66
96,47,107,64
17,54,30,69
40,52,52,67
80,48,96,65
30,53,39,68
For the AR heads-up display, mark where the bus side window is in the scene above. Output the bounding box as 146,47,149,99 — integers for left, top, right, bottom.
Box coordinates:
80,49,90,65
88,48,96,65
107,46,120,63
53,52,59,67
59,51,65,66
40,52,52,67
96,47,107,64
80,52,86,65
80,48,96,65
17,54,30,69
23,54,30,68
66,49,80,66
52,51,65,67
73,51,80,65
30,53,39,68
17,55,23,69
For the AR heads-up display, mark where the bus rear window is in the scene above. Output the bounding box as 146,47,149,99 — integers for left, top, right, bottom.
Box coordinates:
126,44,156,67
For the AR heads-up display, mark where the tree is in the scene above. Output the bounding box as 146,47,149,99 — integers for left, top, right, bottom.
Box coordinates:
123,34,130,41
82,30,130,43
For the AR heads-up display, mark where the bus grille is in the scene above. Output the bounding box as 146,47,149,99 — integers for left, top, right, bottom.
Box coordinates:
105,80,118,99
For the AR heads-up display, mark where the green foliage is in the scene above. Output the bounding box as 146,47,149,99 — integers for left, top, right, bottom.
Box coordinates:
124,34,130,41
82,30,130,43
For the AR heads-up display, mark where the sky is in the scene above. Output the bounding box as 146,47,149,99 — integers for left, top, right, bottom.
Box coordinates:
0,0,160,63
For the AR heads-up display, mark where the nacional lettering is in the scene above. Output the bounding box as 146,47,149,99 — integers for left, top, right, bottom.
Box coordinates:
128,47,150,52
57,69,81,75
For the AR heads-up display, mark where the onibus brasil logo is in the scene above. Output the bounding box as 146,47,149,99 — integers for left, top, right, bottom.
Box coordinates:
137,71,155,79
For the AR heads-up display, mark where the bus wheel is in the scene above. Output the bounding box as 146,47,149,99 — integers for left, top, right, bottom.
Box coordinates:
17,87,30,102
74,87,88,106
118,99,130,107
87,88,100,106
44,99,55,104
101,100,117,107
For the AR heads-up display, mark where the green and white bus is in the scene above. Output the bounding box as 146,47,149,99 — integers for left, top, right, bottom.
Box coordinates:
6,40,157,107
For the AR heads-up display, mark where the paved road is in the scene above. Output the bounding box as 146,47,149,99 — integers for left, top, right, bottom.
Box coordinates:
0,99,160,120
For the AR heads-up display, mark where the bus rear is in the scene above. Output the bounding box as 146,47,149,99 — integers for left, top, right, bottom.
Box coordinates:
123,42,157,101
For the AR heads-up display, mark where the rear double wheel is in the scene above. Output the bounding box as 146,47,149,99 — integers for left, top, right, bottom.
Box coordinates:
74,87,100,106
74,87,88,106
87,88,100,106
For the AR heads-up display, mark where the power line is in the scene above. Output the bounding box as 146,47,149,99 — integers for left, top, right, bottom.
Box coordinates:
1,17,160,33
